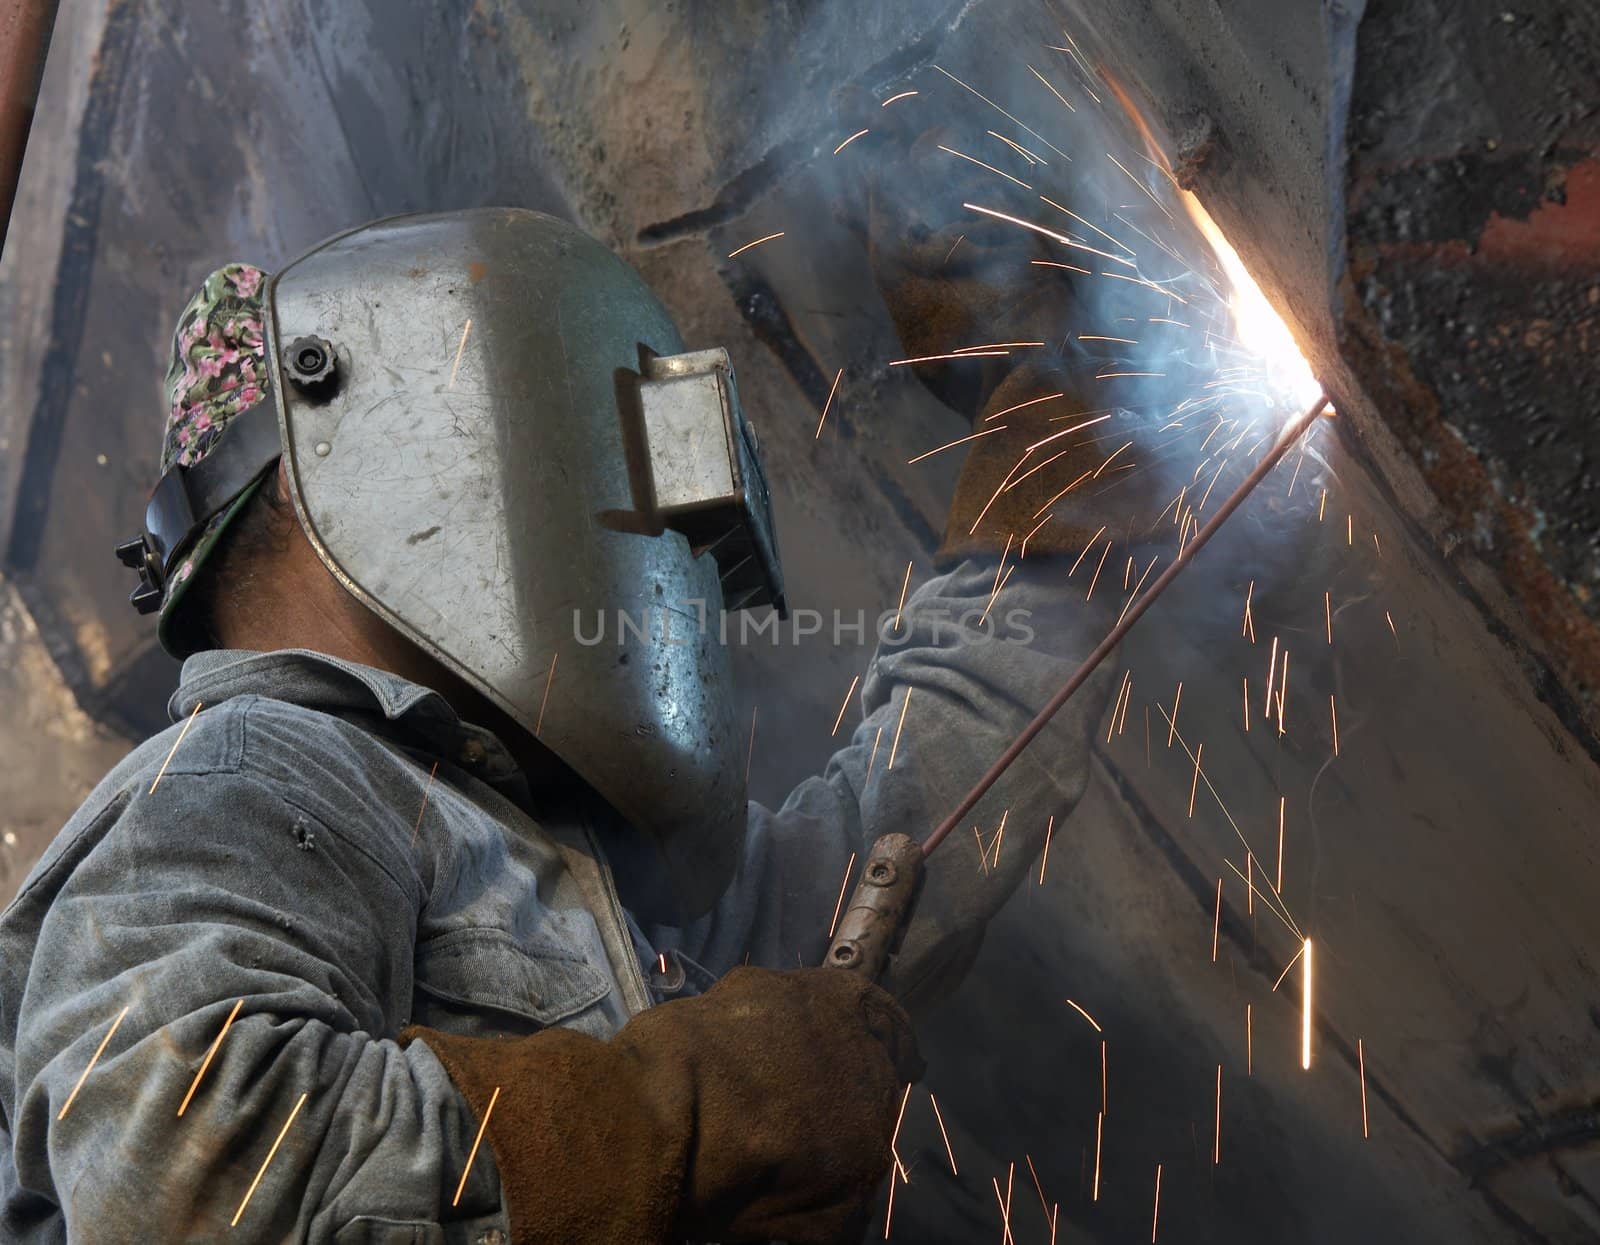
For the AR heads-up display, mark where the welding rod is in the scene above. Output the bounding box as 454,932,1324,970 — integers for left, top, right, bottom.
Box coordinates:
826,392,1330,977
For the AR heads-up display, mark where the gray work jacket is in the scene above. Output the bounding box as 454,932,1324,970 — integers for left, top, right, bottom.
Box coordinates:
0,560,1116,1242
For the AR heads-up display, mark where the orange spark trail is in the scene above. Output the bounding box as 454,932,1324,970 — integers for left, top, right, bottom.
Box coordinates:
535,653,558,736
1330,695,1340,757
177,998,244,1117
1166,682,1182,747
988,391,1064,421
448,319,472,390
1038,814,1055,883
453,1085,502,1207
831,676,861,737
1065,998,1103,1032
1277,797,1286,890
828,852,857,940
833,129,869,155
937,143,1033,190
1246,1004,1253,1075
1190,744,1204,817
1325,591,1334,644
865,727,884,783
57,1005,129,1120
1093,1111,1104,1200
1264,638,1279,714
150,701,204,794
933,65,1072,161
1151,1163,1164,1242
891,349,1010,365
745,706,758,783
1086,541,1113,600
1319,487,1328,521
887,689,913,770
815,368,844,439
894,561,914,630
727,231,784,259
1242,677,1250,731
1107,670,1131,744
1211,877,1222,962
881,90,917,106
1213,1064,1223,1164
1027,63,1076,113
929,1091,959,1174
1277,650,1290,736
992,1174,1016,1245
1025,1153,1051,1218
410,760,439,848
232,1091,309,1226
1359,1039,1370,1137
1069,527,1107,576
1302,938,1314,1069
1241,580,1255,638
908,424,1008,465
1101,1040,1108,1114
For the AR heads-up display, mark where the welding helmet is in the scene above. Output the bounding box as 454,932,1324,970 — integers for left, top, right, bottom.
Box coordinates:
119,208,784,918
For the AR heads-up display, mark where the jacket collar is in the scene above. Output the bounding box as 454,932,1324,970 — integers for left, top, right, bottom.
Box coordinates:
170,647,519,779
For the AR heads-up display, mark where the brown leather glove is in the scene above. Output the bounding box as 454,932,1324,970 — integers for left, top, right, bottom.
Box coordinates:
939,358,1176,566
403,965,923,1245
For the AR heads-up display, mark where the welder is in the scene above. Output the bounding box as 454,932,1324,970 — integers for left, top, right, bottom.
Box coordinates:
0,207,1153,1242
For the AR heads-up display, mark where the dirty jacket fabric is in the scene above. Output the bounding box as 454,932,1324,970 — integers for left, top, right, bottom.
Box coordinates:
0,559,1117,1243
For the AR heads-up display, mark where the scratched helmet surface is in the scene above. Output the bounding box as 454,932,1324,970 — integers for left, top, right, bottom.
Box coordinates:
263,208,765,920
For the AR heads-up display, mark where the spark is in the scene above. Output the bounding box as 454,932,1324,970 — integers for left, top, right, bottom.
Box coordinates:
1243,677,1250,731
962,202,1072,249
448,319,473,389
988,130,1049,165
1211,876,1222,961
1166,682,1182,747
885,1163,900,1240
907,424,1008,465
894,561,914,629
1287,450,1305,497
1247,1004,1253,1075
1277,650,1290,736
815,368,844,439
1271,941,1306,992
890,1081,913,1163
150,701,204,793
745,706,758,783
1026,411,1110,452
1065,998,1103,1032
1032,468,1095,519
932,65,1072,162
451,1084,503,1207
890,349,1009,365
1069,527,1107,576
943,234,965,266
1247,852,1254,914
1347,514,1353,545
1107,669,1131,744
1096,371,1166,380
929,1091,959,1174
887,689,913,770
992,1173,1016,1245
1079,334,1139,344
535,653,558,736
1030,258,1091,273
1038,814,1055,883
1319,487,1328,521
1325,591,1334,644
232,1091,309,1226
1093,1112,1103,1200
1386,610,1399,645
989,810,1009,869
1277,797,1286,891
986,391,1064,421
1026,63,1075,112
1108,152,1176,224
1021,512,1054,555
410,760,440,848
1190,744,1204,818
1213,1064,1222,1164
828,852,857,940
979,565,1016,626
882,90,918,107
1330,695,1340,757
833,129,869,155
938,143,1033,190
1086,541,1113,600
727,231,784,259
1099,269,1190,304
831,675,861,737
1359,1039,1370,1137
177,998,244,1117
1102,1040,1108,1114
955,341,1046,352
1302,939,1314,1069
1026,1154,1052,1221
1118,673,1135,734
57,1005,130,1120
1373,532,1383,557
1151,1163,1164,1242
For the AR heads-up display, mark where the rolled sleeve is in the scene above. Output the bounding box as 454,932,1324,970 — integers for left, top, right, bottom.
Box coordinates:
6,757,502,1242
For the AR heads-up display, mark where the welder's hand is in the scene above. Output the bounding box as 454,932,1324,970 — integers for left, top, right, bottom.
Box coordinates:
939,359,1172,566
403,965,921,1245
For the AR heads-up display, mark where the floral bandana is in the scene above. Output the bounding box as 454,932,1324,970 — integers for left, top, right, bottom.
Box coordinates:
154,263,275,652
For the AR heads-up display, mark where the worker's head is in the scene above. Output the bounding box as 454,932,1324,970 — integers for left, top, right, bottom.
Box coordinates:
118,209,787,921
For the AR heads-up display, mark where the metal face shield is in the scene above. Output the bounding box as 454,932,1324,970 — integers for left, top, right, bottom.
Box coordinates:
262,208,782,920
